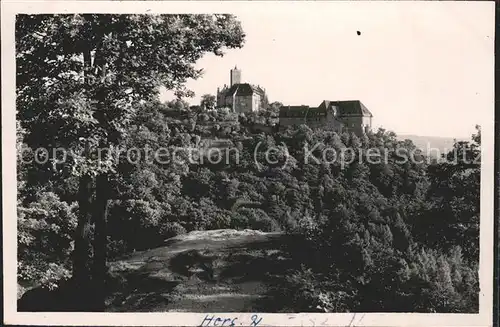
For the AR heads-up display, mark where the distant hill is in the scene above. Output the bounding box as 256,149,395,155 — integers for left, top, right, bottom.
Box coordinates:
397,134,469,158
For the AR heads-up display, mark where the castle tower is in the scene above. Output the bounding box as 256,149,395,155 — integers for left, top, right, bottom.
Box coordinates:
230,65,241,86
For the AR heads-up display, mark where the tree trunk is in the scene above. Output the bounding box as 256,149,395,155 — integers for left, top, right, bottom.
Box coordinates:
83,48,92,85
92,173,109,311
72,46,95,310
72,173,93,310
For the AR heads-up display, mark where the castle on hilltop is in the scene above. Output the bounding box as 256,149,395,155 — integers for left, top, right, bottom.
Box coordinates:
279,100,373,136
216,66,268,113
215,66,373,136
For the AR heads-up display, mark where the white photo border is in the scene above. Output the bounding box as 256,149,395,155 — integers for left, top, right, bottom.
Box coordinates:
2,1,495,326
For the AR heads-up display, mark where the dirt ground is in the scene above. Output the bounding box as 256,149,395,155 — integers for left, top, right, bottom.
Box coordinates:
104,229,304,312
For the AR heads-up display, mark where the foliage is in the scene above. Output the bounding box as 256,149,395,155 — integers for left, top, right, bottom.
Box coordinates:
231,208,281,232
18,192,77,289
200,94,216,110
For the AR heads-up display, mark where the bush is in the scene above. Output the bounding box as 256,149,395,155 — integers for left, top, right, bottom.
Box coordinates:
287,211,320,240
107,200,173,255
231,208,281,232
160,222,187,239
18,192,77,289
276,265,354,313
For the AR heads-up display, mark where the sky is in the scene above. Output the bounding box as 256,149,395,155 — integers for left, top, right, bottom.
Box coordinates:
159,1,494,138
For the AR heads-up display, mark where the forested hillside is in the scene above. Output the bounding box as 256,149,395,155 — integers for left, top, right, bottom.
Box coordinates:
18,101,481,312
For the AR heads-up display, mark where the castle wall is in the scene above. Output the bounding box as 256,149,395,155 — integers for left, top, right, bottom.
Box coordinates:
324,111,344,133
304,117,327,129
252,94,261,112
234,95,254,113
304,116,343,133
279,115,344,134
278,101,372,136
362,116,372,130
324,115,344,133
339,116,365,135
216,90,226,108
223,95,235,111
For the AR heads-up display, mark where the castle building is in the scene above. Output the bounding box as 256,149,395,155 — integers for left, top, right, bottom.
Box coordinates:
279,100,373,136
216,66,268,113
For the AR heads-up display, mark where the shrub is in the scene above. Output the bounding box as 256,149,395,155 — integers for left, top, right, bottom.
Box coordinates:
288,211,320,240
107,200,172,255
231,208,280,232
18,192,77,289
160,222,187,239
276,265,355,313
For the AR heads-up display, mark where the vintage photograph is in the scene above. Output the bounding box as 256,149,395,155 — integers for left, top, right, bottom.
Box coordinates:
3,1,494,326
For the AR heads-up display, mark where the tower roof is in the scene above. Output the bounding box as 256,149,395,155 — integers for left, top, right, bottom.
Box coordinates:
224,83,265,96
